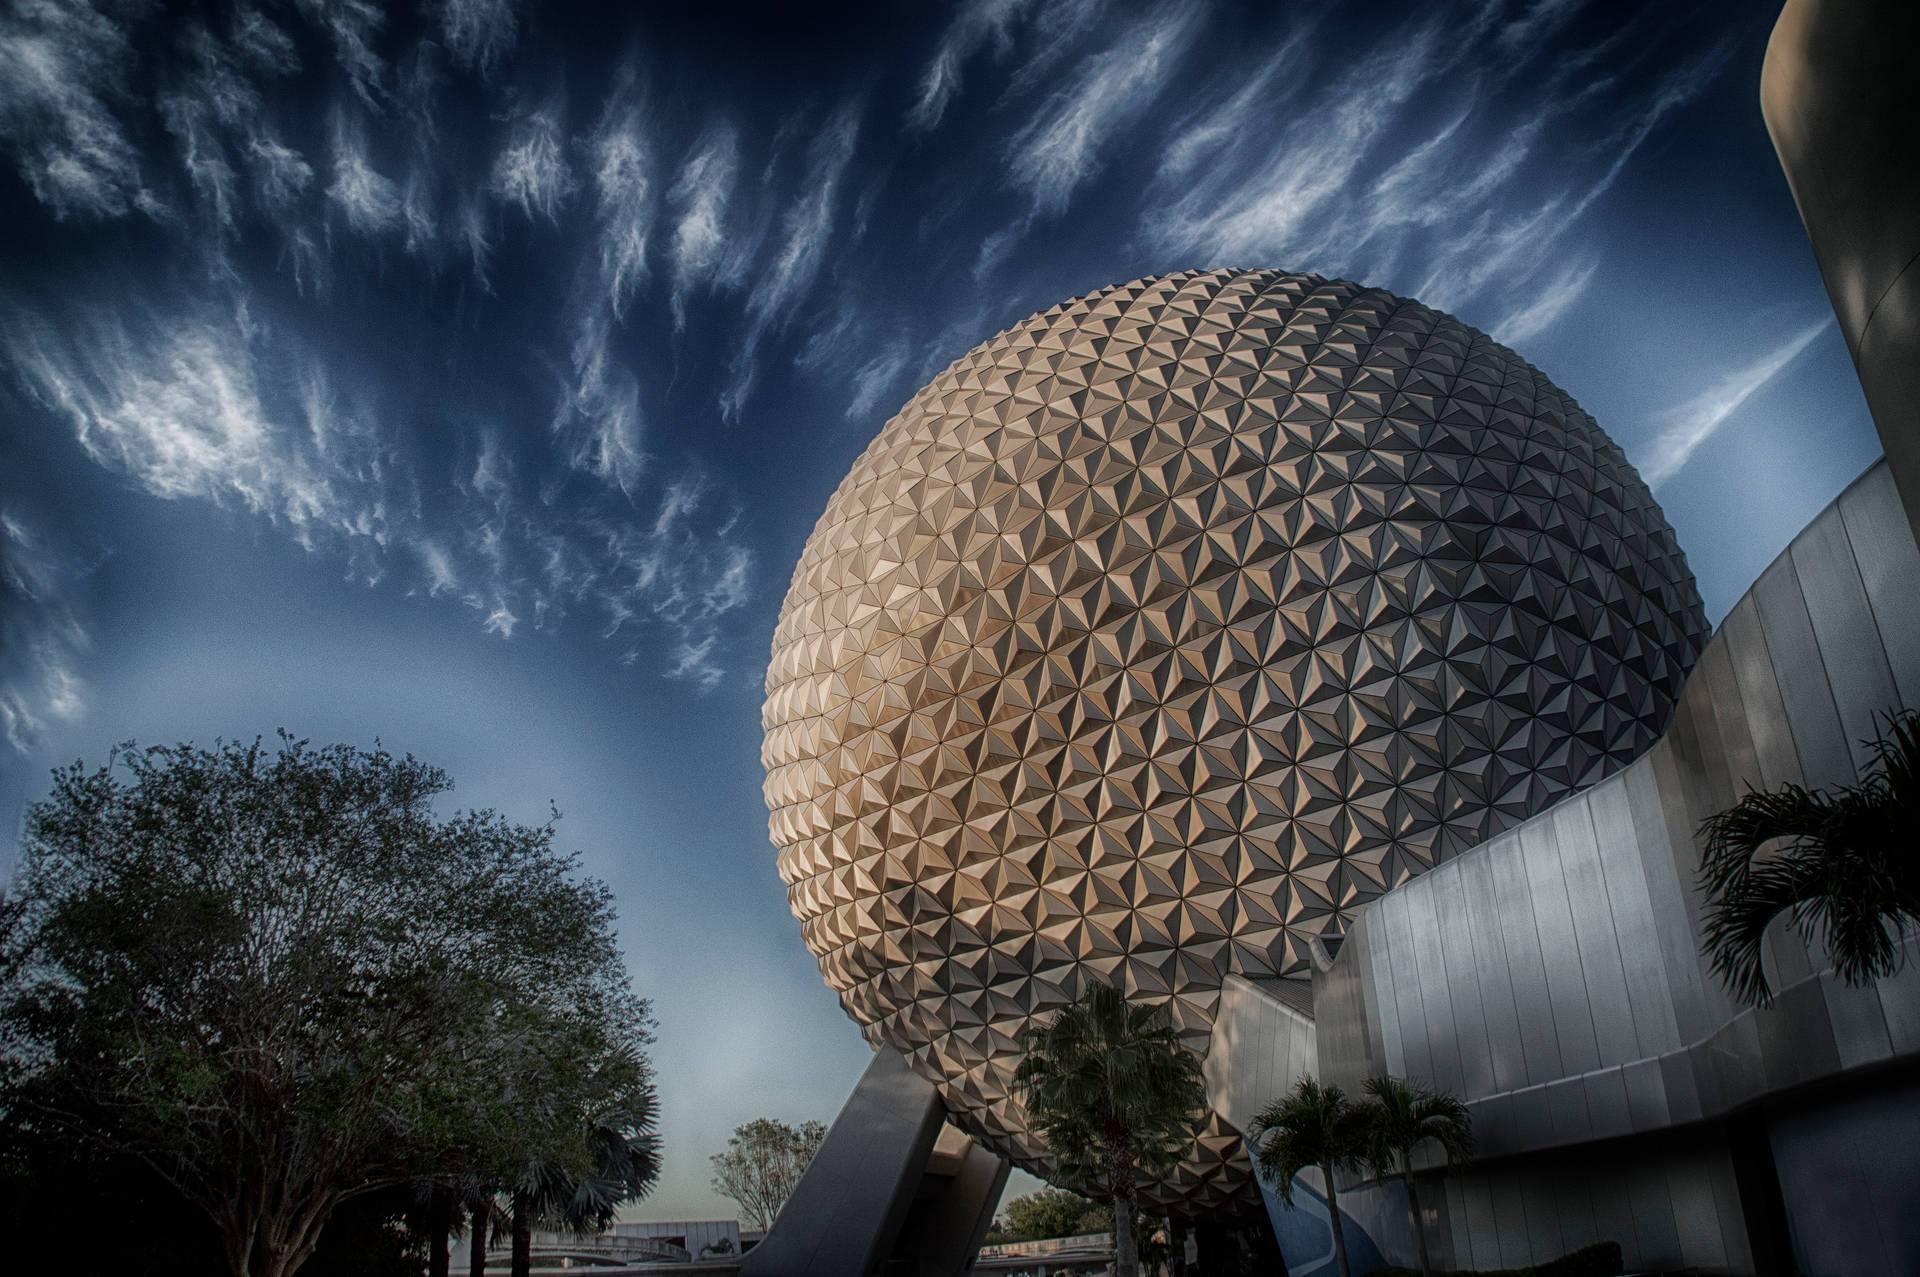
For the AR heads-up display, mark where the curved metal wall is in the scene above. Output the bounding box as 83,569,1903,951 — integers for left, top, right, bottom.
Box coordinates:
1234,460,1920,1274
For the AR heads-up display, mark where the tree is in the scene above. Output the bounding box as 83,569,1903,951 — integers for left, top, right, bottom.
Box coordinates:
709,1117,826,1231
497,1038,661,1277
1249,1078,1371,1277
1013,981,1206,1277
0,736,654,1277
999,1187,1102,1241
1361,1076,1473,1277
1699,709,1920,1005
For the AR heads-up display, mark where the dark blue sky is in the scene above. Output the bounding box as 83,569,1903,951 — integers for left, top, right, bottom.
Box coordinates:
0,0,1878,1218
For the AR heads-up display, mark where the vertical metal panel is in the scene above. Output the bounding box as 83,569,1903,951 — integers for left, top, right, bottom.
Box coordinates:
1586,772,1681,1056
1431,862,1495,1099
1666,1152,1729,1270
1440,1177,1473,1273
1714,1014,1769,1112
1517,1168,1565,1267
1625,1160,1682,1266
1405,869,1465,1094
1489,1172,1534,1269
1549,1168,1600,1255
1821,968,1893,1070
1792,501,1900,776
1622,1057,1670,1131
1753,551,1855,790
1584,1150,1640,1268
1755,977,1841,1091
1521,818,1600,1076
1839,462,1920,706
1698,637,1763,794
1459,849,1528,1094
1384,894,1431,1083
1356,925,1389,1081
1658,1051,1704,1126
1551,800,1636,1067
1487,829,1563,1084
1368,910,1408,1080
1676,649,1740,819
1719,595,1803,790
1459,1172,1499,1270
1508,1085,1553,1153
1546,1076,1592,1144
1584,1068,1632,1140
1705,1139,1754,1276
1877,953,1920,1054
1626,755,1714,1044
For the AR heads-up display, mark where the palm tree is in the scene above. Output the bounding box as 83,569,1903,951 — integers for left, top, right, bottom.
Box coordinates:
1250,1077,1371,1277
1699,708,1920,1005
1362,1076,1472,1277
504,1042,662,1277
1013,980,1206,1277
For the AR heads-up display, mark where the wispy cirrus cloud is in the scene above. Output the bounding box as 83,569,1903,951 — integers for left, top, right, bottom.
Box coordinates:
589,64,655,318
1641,319,1831,489
665,124,747,325
0,511,92,754
0,0,154,220
1003,2,1199,216
489,92,575,223
1490,251,1601,347
906,0,1035,133
437,0,521,75
721,101,864,420
327,109,405,235
553,306,646,496
5,298,394,551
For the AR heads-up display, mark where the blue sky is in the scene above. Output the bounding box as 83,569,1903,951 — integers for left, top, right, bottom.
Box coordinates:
0,0,1879,1220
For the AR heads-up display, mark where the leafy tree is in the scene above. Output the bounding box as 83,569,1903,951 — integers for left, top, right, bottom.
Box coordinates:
1013,980,1206,1277
0,736,653,1277
1361,1076,1473,1277
709,1117,826,1230
1699,709,1920,1005
1250,1078,1371,1277
1000,1187,1101,1240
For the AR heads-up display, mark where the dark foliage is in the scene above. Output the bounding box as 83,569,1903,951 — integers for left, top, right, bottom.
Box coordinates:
1699,709,1920,1005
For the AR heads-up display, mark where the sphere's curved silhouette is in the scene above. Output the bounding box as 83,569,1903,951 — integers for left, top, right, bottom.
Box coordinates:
763,269,1708,1211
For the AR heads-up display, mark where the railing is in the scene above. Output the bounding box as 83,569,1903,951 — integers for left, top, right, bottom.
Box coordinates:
488,1229,692,1264
977,1231,1114,1258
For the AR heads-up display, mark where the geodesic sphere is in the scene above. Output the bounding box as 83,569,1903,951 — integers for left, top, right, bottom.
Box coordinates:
762,269,1708,1212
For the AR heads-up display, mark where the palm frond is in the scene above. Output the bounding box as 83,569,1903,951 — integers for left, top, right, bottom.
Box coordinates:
1698,708,1920,1006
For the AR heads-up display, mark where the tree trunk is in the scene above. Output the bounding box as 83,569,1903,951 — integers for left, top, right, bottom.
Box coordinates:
1322,1160,1351,1277
1404,1166,1432,1277
429,1187,452,1277
1113,1191,1140,1277
470,1199,489,1277
511,1190,533,1277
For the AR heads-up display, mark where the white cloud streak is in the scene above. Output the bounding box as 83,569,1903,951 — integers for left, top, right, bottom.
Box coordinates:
0,511,92,754
907,0,1034,133
0,0,152,219
1490,252,1601,347
5,300,392,550
437,0,520,75
721,102,864,420
590,67,655,317
1641,319,1831,489
666,125,747,324
1003,2,1199,215
489,94,575,223
328,110,404,235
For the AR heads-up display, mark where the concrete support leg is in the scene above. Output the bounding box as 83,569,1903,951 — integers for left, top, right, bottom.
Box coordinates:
740,1047,1009,1277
